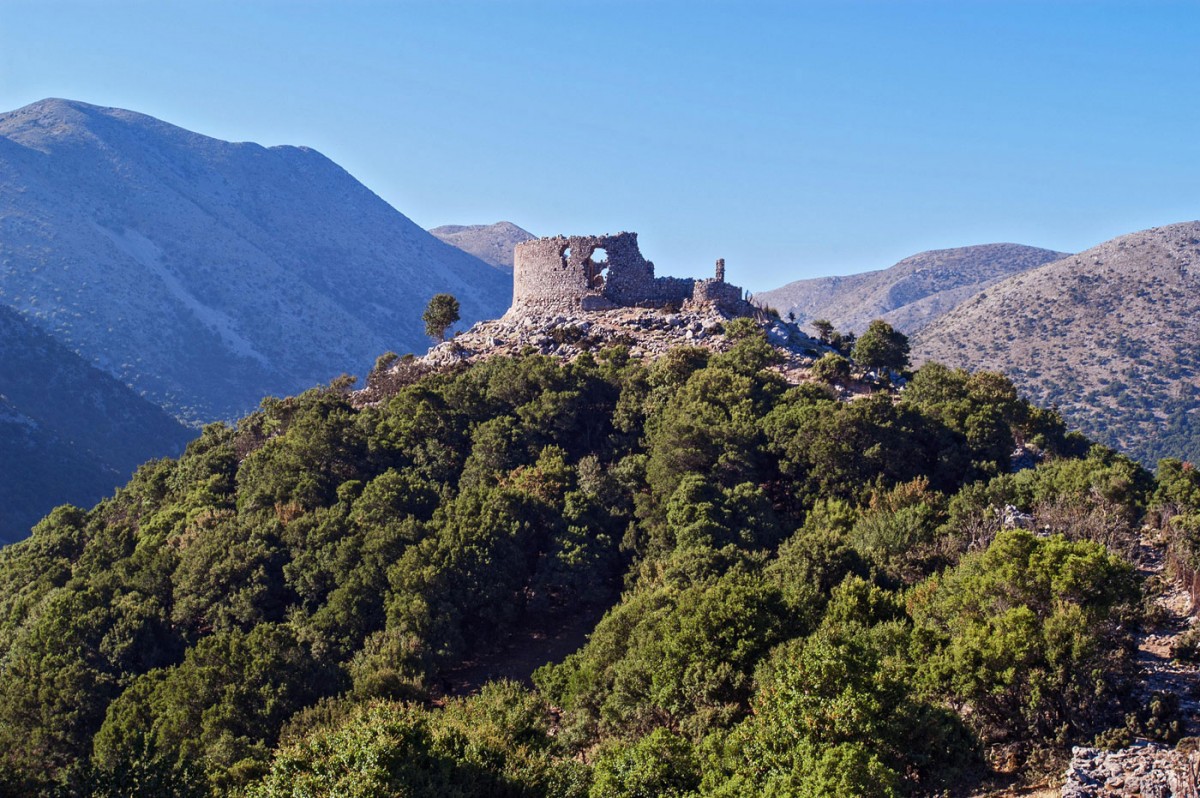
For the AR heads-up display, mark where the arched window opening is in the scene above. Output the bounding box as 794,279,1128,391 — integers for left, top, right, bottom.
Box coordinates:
589,247,610,288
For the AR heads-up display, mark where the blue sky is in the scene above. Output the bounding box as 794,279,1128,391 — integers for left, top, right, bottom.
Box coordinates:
1,0,1197,289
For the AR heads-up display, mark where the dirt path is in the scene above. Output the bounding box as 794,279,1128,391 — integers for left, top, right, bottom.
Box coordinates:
1058,533,1200,797
1133,532,1200,735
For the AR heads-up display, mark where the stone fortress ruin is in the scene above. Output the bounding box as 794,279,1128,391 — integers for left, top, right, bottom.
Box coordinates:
508,231,751,316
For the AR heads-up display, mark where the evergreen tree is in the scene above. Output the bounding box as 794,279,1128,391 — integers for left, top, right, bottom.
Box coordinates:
811,319,835,345
422,293,460,342
852,319,910,373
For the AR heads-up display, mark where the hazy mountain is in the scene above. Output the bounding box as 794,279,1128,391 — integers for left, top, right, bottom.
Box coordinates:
756,243,1069,335
429,221,536,272
0,304,191,543
0,99,512,423
912,221,1200,464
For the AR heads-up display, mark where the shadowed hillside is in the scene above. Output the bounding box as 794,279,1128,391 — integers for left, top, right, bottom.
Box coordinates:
0,305,190,542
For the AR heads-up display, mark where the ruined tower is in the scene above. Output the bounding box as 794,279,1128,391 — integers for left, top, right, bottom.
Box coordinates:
508,232,750,316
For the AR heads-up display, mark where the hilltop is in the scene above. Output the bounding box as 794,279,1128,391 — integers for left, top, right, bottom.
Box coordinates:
372,230,825,391
0,98,511,424
358,304,824,405
756,243,1068,335
912,221,1200,464
430,221,536,272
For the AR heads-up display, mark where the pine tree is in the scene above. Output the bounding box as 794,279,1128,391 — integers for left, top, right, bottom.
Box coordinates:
423,294,460,342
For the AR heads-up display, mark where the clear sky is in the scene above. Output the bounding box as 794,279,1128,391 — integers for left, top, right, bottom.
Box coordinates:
1,0,1197,290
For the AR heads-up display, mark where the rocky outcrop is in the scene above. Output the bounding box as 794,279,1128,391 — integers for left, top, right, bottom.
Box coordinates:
1062,743,1198,797
1059,532,1200,797
431,306,815,370
363,305,826,398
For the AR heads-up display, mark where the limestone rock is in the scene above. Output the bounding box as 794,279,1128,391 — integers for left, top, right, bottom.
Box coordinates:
1061,743,1198,797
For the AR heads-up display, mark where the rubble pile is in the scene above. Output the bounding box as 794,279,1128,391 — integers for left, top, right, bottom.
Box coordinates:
1062,743,1198,797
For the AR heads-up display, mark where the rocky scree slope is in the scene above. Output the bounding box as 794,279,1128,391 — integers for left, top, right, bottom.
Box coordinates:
757,243,1068,336
430,221,535,272
361,305,826,402
0,98,512,424
912,221,1200,466
0,304,190,543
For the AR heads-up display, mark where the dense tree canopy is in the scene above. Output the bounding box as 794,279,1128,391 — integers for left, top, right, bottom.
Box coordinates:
0,322,1173,797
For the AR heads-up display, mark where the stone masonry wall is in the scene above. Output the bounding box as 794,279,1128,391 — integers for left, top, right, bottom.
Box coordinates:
511,236,590,312
510,232,746,315
691,278,744,307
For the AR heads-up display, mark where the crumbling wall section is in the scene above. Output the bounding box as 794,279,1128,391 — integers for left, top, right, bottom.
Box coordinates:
691,278,744,307
614,275,694,308
510,231,747,315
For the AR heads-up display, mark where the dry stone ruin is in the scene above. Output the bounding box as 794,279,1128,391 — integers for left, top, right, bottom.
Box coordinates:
508,232,751,316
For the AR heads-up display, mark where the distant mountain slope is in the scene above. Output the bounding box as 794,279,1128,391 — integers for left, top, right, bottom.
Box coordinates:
912,221,1200,464
430,221,535,271
0,305,191,543
0,99,512,423
757,243,1069,335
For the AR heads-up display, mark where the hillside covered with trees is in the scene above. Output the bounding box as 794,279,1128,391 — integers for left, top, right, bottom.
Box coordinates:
1,321,1197,797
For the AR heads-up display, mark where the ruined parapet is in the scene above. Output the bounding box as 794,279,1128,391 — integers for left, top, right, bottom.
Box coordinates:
690,278,745,308
688,257,752,313
512,233,623,313
509,232,749,315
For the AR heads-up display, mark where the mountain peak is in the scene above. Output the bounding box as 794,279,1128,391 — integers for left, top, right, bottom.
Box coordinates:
0,99,512,423
430,221,537,272
3,97,167,130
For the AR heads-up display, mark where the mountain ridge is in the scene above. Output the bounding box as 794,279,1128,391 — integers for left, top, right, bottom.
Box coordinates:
912,220,1200,464
0,98,513,423
430,221,535,272
756,242,1069,335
